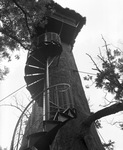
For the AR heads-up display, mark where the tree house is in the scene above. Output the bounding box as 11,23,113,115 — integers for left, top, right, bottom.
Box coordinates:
10,2,86,150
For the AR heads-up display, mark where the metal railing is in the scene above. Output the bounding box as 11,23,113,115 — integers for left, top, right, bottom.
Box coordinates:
10,83,72,150
37,32,61,46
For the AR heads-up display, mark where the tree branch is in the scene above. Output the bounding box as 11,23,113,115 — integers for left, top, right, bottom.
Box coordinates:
0,28,30,50
84,102,123,126
86,53,102,73
0,104,29,119
101,35,110,52
87,46,123,91
12,0,31,36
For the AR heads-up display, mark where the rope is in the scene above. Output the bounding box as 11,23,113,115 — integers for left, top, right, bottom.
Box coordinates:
73,69,96,75
0,84,27,103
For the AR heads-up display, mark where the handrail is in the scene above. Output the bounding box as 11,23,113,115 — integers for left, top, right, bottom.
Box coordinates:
10,83,70,150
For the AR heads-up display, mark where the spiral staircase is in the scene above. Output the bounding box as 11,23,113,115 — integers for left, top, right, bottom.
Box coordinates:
10,1,87,148
10,32,77,150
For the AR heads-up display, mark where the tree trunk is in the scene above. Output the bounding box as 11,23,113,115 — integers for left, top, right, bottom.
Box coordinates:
20,42,104,150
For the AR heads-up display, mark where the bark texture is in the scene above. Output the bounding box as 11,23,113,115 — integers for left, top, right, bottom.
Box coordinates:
49,43,104,150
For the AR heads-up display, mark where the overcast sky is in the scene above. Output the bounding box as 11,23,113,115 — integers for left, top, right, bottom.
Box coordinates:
0,0,123,149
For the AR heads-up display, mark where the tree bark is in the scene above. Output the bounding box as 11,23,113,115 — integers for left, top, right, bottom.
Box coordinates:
20,43,105,150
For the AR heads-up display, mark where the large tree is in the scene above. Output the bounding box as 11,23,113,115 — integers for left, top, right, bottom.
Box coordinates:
1,1,123,150
0,0,51,53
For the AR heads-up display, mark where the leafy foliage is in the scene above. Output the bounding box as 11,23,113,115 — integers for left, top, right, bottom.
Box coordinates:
103,140,115,150
83,75,93,81
119,122,123,130
0,0,52,79
0,0,51,54
0,66,9,80
94,119,102,129
92,38,123,101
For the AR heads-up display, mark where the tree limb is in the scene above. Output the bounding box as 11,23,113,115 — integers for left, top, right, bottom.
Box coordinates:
87,48,123,91
12,0,31,36
86,53,102,73
0,28,30,50
84,102,123,126
101,35,110,51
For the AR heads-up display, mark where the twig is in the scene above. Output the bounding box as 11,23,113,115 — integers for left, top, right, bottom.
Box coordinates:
101,35,112,64
97,54,106,63
101,35,110,49
0,84,26,103
16,118,23,150
86,53,102,73
98,47,104,60
0,104,29,119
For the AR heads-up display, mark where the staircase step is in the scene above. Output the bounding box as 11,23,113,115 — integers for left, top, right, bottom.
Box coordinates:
46,122,62,145
27,131,47,147
71,108,77,118
27,131,50,150
27,122,62,149
26,108,77,149
53,111,72,122
43,120,61,132
34,133,50,150
23,148,32,150
63,108,77,118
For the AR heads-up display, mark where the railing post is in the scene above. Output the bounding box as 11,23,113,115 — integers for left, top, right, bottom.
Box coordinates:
55,86,60,111
44,58,50,120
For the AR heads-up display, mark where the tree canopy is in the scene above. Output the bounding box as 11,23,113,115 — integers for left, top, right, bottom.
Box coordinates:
92,37,123,102
0,0,52,80
0,0,51,57
86,37,123,131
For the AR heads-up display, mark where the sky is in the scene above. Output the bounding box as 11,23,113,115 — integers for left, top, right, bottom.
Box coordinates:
0,0,123,149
